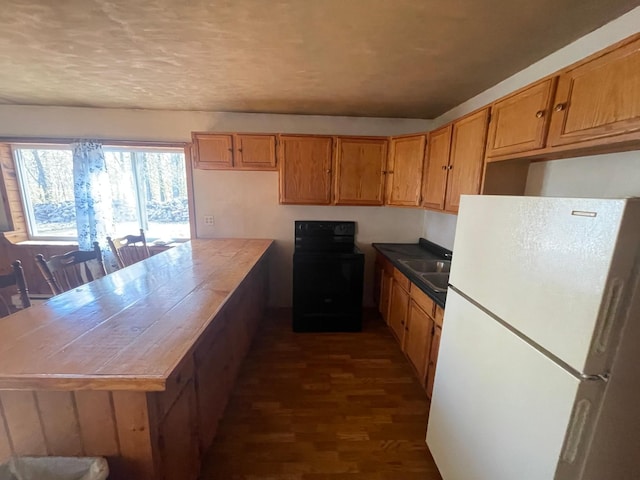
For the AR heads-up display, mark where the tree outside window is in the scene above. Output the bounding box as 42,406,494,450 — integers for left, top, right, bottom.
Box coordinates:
14,146,190,241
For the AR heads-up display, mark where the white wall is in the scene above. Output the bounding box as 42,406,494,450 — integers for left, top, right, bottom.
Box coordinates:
0,106,431,141
194,170,423,306
0,108,431,306
422,7,640,248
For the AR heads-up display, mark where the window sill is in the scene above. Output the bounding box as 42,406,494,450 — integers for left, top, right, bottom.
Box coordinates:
16,240,78,246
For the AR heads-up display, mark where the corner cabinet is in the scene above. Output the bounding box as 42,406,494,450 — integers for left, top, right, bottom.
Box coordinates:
422,108,490,214
334,137,388,206
192,133,277,170
386,135,426,206
278,135,333,205
547,35,640,148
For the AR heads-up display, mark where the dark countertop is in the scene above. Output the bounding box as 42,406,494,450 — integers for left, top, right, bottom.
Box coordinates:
372,238,451,308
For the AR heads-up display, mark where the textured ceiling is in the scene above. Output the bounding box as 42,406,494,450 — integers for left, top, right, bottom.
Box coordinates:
0,0,638,118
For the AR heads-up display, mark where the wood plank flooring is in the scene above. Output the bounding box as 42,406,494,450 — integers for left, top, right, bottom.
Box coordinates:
199,309,443,480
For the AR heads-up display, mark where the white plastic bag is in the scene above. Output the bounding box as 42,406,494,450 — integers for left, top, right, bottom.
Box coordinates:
3,457,108,480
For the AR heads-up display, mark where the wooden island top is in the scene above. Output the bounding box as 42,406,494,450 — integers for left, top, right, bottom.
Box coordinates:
0,238,273,392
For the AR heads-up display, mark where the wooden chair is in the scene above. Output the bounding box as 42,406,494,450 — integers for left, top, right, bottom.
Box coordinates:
35,241,107,295
0,260,31,315
107,229,150,269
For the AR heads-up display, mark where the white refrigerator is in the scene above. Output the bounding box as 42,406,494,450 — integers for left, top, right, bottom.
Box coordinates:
426,195,640,480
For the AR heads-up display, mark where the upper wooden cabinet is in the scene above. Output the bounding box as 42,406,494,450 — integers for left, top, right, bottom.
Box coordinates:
422,125,452,211
235,134,277,169
192,133,277,170
421,108,489,214
485,78,556,158
192,134,233,169
278,135,333,205
445,108,490,213
548,35,640,148
386,135,426,207
334,137,388,206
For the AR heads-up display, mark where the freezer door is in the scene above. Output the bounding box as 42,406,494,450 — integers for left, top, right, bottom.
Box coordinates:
427,290,603,480
450,195,639,374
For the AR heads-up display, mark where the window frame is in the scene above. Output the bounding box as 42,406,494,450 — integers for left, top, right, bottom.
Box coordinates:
11,142,194,243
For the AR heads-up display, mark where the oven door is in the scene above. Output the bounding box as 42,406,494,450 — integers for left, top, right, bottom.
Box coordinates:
292,252,364,332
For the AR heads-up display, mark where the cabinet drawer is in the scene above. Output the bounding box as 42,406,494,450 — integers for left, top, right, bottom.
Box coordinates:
434,305,445,327
392,267,410,291
410,286,435,317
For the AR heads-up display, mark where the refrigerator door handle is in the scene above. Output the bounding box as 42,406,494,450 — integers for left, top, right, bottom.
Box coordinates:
561,398,592,464
594,278,624,354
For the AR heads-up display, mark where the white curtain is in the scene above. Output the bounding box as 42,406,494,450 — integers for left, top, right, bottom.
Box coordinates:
72,141,118,271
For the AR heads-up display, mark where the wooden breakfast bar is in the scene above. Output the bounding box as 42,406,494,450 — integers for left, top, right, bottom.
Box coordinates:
0,238,273,479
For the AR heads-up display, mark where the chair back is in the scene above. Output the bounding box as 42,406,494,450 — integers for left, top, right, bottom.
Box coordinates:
107,229,150,269
35,242,107,295
0,260,31,315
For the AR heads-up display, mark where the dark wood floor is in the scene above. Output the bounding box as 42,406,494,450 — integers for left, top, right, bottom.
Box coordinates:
199,309,443,480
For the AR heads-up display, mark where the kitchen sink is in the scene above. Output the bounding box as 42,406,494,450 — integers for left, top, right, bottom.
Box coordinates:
399,259,451,273
419,272,450,293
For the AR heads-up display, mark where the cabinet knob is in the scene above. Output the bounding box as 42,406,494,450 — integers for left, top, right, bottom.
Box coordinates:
326,169,331,174
228,148,233,152
448,165,453,170
535,110,545,118
554,103,567,112
441,165,447,170
387,170,394,174
238,148,243,152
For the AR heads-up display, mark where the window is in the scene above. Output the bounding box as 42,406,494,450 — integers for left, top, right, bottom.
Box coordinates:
13,145,190,241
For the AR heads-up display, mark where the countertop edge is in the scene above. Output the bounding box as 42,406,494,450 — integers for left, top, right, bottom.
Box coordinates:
373,242,448,309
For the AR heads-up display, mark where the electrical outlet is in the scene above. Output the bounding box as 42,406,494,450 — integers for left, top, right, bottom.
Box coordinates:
203,215,215,226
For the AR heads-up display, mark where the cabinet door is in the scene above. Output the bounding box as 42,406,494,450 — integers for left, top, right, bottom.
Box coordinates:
405,300,434,382
444,108,490,213
380,269,393,323
194,325,231,452
548,36,640,147
485,79,555,157
388,280,410,344
192,133,234,169
158,380,200,480
386,135,426,206
334,137,387,205
235,134,277,170
421,125,452,211
426,324,442,400
278,136,333,205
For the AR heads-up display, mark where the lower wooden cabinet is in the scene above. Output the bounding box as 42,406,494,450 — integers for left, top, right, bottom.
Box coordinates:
376,255,394,323
157,379,200,480
374,253,446,401
388,271,410,343
404,299,434,381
